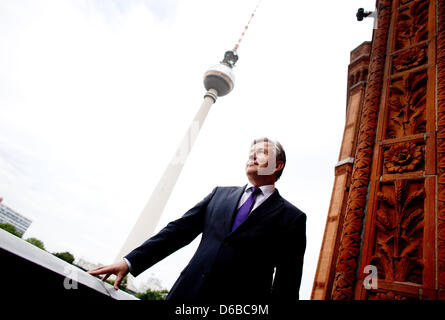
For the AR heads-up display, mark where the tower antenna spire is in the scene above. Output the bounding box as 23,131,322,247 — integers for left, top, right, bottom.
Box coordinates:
233,0,262,52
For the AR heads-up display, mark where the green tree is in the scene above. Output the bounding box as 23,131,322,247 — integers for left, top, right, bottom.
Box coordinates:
26,237,45,250
53,251,75,264
136,289,169,300
0,223,22,238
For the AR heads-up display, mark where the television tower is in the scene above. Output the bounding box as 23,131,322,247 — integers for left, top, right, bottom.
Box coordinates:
116,1,262,269
116,51,238,263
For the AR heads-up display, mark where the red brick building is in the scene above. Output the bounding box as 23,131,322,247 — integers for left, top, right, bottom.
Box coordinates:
312,0,445,300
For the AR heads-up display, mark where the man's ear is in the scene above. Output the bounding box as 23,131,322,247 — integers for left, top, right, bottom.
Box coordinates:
275,160,284,172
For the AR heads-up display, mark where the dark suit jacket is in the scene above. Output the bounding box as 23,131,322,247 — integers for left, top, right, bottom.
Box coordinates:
125,185,306,302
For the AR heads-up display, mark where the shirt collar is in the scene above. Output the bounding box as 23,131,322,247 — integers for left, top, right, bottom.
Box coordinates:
245,182,275,195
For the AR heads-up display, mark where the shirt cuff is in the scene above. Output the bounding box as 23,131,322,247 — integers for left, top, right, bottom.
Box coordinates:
123,258,133,273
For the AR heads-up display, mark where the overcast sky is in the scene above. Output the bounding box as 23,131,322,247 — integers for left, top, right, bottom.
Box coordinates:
0,0,376,299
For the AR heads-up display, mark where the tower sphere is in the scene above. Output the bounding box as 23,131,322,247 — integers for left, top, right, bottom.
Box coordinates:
203,63,235,97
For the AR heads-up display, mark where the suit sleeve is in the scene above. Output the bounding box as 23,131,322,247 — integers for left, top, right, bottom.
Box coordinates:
124,187,217,277
271,211,306,301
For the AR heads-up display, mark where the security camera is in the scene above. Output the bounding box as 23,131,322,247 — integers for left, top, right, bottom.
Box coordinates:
356,8,373,21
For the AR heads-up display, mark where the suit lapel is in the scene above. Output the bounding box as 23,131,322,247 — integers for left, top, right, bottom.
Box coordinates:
228,189,284,236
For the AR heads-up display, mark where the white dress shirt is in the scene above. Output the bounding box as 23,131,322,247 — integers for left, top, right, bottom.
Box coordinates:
237,183,275,214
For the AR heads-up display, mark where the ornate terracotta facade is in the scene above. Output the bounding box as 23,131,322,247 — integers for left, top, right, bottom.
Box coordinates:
312,0,445,299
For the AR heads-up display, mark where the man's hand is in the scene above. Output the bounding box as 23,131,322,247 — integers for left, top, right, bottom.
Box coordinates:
88,259,130,290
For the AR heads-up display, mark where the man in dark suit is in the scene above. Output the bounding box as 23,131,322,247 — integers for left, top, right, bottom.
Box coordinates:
89,137,306,301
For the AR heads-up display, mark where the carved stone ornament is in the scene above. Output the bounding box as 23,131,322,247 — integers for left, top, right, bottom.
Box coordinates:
395,0,428,50
399,0,414,6
371,180,424,284
436,0,445,289
386,72,427,138
392,46,427,73
383,142,424,173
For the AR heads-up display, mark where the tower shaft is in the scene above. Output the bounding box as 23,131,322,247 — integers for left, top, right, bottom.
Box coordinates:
116,89,217,262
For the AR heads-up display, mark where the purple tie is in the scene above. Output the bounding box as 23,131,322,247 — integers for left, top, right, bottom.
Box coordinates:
231,186,261,231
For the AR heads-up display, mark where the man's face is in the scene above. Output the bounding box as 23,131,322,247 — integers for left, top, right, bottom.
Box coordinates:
245,142,277,177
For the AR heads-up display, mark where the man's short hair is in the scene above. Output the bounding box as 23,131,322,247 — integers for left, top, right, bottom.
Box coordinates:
251,137,286,181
